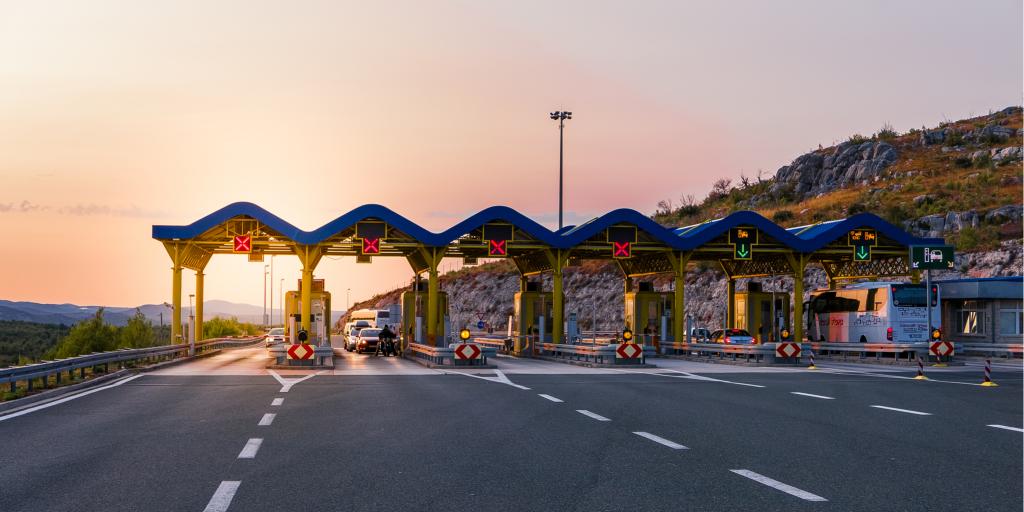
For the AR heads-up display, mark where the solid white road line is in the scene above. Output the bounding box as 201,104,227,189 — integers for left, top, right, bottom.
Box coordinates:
870,405,931,416
730,469,828,502
0,374,143,423
987,424,1024,433
267,370,324,393
576,409,611,422
790,392,835,400
271,398,284,406
258,413,276,426
633,431,688,449
237,438,263,459
203,481,241,512
538,394,563,403
614,368,766,388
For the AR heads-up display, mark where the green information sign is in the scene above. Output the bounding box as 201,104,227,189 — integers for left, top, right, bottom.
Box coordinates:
729,227,757,260
910,245,955,270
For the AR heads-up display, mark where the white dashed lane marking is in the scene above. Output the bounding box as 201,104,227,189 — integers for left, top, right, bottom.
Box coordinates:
790,392,835,400
258,413,276,426
576,410,611,422
731,469,828,502
237,438,263,459
633,431,688,450
987,424,1024,433
203,481,241,512
538,394,563,403
870,405,931,416
271,398,284,406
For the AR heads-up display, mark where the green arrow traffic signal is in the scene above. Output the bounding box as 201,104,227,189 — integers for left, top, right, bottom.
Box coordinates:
855,245,870,261
736,243,750,259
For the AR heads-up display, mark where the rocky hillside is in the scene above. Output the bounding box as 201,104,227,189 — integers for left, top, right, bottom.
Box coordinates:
341,108,1023,332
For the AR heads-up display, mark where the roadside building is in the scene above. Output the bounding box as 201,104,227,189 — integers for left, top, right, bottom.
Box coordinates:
937,277,1023,344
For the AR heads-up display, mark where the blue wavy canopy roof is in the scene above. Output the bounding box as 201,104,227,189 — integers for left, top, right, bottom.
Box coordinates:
152,202,942,251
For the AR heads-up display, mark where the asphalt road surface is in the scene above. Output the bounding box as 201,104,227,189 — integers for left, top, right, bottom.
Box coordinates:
1,343,1020,511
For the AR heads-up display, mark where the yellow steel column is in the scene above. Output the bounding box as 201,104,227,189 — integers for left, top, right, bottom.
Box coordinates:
726,278,736,328
163,242,184,343
552,255,564,345
426,249,440,346
195,271,205,341
789,253,808,343
669,251,691,342
295,244,323,334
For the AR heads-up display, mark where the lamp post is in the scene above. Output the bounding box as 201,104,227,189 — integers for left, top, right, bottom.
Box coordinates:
279,278,285,327
188,294,195,355
269,256,274,327
346,288,351,312
549,110,572,230
263,264,269,327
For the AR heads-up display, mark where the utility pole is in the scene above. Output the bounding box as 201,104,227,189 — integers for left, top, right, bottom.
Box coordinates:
549,110,572,230
263,264,269,327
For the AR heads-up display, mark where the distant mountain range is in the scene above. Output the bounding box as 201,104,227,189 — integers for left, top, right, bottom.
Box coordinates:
0,299,345,327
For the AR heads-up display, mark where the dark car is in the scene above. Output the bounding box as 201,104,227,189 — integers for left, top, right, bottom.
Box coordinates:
710,328,757,344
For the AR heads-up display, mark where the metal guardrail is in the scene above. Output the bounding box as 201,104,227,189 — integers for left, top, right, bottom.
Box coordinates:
1,336,262,393
407,342,495,366
958,343,1023,358
539,342,654,365
808,342,930,363
661,342,778,363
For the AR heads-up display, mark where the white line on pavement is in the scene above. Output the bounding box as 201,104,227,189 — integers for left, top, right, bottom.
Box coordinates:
576,409,611,422
267,369,324,393
271,398,284,406
870,405,931,416
258,413,276,426
612,368,766,388
987,424,1024,433
0,374,143,423
448,369,531,390
203,481,241,512
633,431,688,449
814,367,981,386
790,392,835,400
538,394,563,403
237,438,263,459
730,469,828,502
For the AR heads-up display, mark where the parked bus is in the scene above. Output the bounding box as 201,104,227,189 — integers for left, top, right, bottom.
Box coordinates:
805,282,940,343
348,308,391,329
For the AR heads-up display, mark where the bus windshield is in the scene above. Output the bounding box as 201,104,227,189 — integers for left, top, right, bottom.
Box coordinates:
893,286,926,307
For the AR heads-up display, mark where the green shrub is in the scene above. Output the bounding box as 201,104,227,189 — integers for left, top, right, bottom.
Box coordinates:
846,202,868,215
953,156,972,168
875,122,898,140
847,134,870,145
973,153,991,168
771,209,794,223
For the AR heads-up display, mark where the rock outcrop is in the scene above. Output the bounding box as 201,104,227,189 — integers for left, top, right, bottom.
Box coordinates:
771,141,898,201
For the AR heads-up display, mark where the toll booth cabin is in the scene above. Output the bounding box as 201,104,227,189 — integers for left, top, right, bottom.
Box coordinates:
284,279,331,346
513,281,553,342
731,283,790,343
401,280,448,345
624,282,674,341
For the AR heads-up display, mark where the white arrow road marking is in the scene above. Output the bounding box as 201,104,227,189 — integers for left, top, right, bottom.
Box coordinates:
987,424,1024,433
268,369,324,393
610,368,766,388
258,413,276,426
870,405,931,416
731,470,828,502
203,481,241,512
576,409,611,421
633,431,688,449
0,374,143,423
237,438,263,459
449,369,531,390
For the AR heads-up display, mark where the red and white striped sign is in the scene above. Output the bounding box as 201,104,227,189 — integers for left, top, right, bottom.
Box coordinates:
929,341,954,357
776,342,801,359
616,343,643,359
453,343,481,360
287,343,315,360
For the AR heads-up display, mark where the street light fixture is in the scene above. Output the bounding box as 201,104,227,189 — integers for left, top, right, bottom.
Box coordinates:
549,110,572,230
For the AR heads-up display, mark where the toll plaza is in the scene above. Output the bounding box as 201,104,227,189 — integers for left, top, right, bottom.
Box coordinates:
153,203,945,368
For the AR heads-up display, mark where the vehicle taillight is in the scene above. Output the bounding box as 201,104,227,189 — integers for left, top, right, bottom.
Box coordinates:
724,337,731,344
886,327,893,341
751,337,758,344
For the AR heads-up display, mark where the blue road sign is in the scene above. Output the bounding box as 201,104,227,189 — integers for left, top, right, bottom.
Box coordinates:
477,320,485,329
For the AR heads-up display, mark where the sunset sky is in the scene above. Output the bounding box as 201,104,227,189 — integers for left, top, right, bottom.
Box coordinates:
1,0,1021,310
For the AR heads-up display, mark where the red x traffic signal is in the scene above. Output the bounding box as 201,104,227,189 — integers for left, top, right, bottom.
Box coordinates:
488,239,507,257
361,237,380,255
612,241,631,258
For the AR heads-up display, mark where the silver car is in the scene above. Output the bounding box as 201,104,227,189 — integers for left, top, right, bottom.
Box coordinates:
264,328,286,347
710,329,757,345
